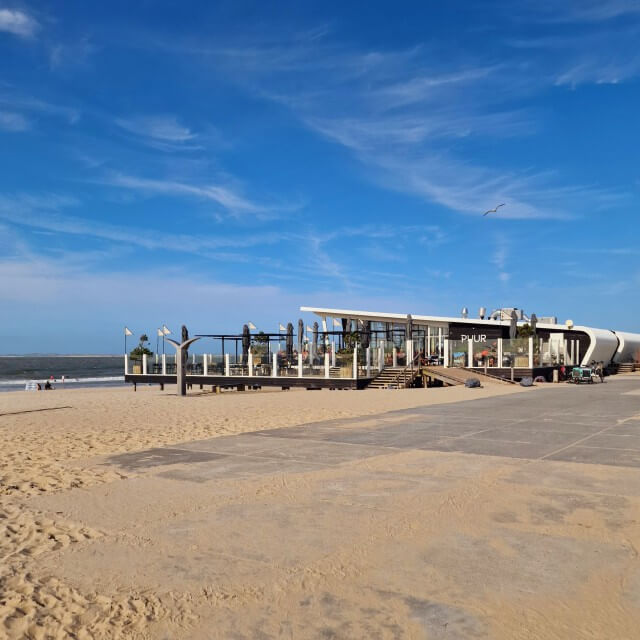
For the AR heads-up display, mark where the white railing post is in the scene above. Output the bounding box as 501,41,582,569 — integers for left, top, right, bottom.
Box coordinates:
529,337,534,369
124,354,128,375
203,353,208,376
498,338,503,368
353,346,358,379
325,352,330,378
272,352,278,377
393,347,397,368
379,344,384,371
298,352,303,377
248,351,253,376
366,347,371,377
444,338,449,367
225,353,230,376
331,344,336,368
142,353,148,375
468,339,473,368
427,326,431,357
162,353,166,375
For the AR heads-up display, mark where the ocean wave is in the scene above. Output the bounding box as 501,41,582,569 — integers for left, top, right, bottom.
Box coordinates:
0,376,125,386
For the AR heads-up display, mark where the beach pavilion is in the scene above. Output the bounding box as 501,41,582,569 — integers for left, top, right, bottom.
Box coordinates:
123,304,639,391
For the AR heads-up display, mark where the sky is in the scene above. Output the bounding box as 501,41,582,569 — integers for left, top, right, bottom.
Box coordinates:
0,0,639,353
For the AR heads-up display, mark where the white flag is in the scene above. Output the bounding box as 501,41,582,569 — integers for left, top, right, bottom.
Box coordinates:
279,323,286,331
157,328,164,337
162,325,171,335
248,322,257,330
333,318,342,327
124,327,133,336
306,325,313,333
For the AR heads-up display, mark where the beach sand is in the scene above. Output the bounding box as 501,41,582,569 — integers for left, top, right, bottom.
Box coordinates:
1,380,639,638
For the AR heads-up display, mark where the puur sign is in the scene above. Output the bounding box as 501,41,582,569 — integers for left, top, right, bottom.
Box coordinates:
460,334,487,342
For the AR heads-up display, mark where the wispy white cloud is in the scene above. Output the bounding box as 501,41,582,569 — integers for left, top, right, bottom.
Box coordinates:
104,172,280,217
190,33,623,220
0,192,293,254
114,115,202,151
48,37,96,70
0,110,29,131
0,8,39,38
0,94,80,124
525,0,640,23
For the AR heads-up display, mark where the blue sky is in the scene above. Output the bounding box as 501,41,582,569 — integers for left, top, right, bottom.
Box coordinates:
1,1,639,353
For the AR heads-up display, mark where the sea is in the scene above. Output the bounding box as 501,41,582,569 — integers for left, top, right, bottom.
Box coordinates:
0,356,126,392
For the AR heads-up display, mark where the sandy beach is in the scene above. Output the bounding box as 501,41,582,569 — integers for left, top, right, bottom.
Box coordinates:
2,379,640,638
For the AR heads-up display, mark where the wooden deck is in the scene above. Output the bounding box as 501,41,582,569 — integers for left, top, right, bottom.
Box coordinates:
124,374,373,390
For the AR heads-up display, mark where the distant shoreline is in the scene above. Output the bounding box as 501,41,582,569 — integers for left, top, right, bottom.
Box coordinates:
0,354,124,358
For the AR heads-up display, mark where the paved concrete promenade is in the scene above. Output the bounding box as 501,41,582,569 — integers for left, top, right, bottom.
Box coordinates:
32,376,640,639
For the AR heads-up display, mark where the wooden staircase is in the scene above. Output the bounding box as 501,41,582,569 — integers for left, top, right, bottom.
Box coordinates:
366,366,418,389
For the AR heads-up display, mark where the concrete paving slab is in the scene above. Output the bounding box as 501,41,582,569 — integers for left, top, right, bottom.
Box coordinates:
580,433,640,451
106,447,227,472
427,437,557,459
467,427,581,447
546,445,640,468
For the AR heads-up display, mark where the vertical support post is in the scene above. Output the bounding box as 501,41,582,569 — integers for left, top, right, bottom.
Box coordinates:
272,351,278,377
576,340,580,366
203,353,208,376
176,347,185,396
407,339,413,365
427,326,431,357
379,344,384,371
529,336,534,369
142,353,148,375
444,337,449,367
498,338,503,368
438,327,443,360
124,354,128,375
353,346,358,379
467,338,473,368
393,347,398,367
225,353,230,376
298,352,303,377
331,344,336,368
563,339,568,366
162,353,166,375
248,351,253,376
325,352,330,378
366,347,371,378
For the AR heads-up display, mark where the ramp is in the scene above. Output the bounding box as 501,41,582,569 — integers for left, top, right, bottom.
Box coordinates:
421,366,515,386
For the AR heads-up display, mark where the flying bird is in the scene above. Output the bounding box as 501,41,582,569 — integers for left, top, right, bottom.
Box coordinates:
483,203,505,216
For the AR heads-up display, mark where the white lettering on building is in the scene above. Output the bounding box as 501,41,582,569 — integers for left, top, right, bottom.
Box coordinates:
460,334,487,342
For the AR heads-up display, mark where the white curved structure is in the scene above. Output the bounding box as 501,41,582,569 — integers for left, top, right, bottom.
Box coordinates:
577,326,620,366
614,331,640,363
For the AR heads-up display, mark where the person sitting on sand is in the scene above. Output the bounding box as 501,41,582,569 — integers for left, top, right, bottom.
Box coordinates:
44,380,53,390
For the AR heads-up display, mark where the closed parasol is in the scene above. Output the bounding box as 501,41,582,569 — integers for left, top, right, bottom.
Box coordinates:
312,321,319,360
286,322,294,362
509,310,518,340
242,324,250,364
297,318,304,353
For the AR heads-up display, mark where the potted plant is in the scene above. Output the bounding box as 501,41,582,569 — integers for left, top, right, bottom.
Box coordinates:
130,334,153,373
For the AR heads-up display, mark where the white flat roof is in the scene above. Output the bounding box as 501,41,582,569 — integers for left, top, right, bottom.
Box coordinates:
299,306,563,331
